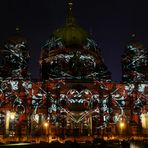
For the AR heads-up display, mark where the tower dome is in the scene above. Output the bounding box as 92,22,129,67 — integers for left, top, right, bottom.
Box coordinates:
6,27,27,45
40,1,111,81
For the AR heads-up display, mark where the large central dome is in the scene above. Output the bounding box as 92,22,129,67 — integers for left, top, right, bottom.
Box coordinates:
39,2,111,81
53,16,89,47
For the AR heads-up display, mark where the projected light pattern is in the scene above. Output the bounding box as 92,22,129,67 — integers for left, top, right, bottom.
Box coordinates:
0,32,30,79
122,37,148,82
0,80,147,130
40,37,111,81
42,36,99,51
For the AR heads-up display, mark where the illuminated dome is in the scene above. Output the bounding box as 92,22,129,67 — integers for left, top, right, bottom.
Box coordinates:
40,2,111,81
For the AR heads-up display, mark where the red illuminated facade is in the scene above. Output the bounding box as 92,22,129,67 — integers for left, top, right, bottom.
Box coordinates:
0,0,147,141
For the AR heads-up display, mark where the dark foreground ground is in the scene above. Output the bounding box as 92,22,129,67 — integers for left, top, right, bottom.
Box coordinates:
0,140,148,148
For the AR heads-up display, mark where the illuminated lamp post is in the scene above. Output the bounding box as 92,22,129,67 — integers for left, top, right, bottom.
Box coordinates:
119,119,125,138
44,122,49,142
10,112,15,120
141,113,148,135
120,122,125,130
10,112,16,136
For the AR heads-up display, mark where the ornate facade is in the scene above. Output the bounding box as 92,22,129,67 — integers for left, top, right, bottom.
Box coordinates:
0,1,148,141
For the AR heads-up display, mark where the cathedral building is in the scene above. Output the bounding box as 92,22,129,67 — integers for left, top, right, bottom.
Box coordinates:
0,0,147,142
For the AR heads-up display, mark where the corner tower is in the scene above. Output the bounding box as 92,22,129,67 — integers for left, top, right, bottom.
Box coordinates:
0,28,30,79
121,35,148,83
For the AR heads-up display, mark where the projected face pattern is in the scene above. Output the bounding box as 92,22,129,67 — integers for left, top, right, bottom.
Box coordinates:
0,80,147,130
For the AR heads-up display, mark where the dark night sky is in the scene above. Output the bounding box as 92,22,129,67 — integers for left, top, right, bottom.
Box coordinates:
0,0,148,81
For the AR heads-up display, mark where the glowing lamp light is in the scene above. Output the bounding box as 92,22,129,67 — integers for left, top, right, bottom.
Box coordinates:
120,122,125,129
44,122,49,128
10,112,15,120
141,113,148,129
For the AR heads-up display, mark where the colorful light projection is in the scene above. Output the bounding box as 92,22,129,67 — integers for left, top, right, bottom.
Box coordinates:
0,80,147,130
0,32,30,79
122,37,148,82
40,36,111,81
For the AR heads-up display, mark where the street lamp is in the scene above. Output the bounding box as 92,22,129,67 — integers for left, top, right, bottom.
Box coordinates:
44,122,49,128
44,122,49,142
120,122,125,129
10,112,16,136
10,112,15,120
119,119,125,138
